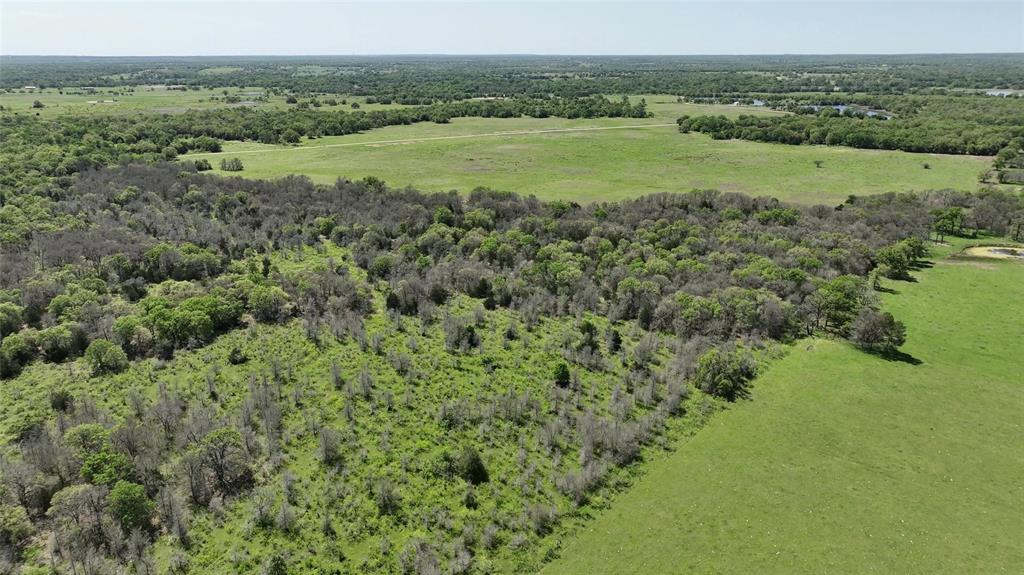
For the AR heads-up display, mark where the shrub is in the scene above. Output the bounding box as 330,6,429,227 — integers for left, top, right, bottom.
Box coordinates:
84,339,129,375
219,157,244,172
0,504,32,556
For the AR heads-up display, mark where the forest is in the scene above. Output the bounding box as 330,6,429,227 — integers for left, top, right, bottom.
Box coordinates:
1,159,1022,573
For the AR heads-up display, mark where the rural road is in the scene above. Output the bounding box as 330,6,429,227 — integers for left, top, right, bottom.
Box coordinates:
198,123,679,155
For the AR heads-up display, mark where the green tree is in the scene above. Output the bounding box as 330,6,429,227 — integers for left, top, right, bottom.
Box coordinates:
553,362,571,388
850,308,907,354
812,275,866,332
108,481,154,532
84,339,129,375
692,347,757,401
0,302,23,336
248,285,289,323
455,446,489,485
876,243,911,279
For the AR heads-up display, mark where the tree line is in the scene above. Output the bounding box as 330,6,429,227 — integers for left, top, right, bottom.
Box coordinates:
676,94,1024,156
4,54,1023,97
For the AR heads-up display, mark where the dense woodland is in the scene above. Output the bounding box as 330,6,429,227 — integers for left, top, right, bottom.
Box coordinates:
1,160,1022,573
3,55,1024,97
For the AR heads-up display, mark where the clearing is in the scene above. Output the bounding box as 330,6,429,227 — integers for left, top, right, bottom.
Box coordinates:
187,116,988,205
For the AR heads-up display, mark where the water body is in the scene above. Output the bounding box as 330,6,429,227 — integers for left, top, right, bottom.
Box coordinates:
804,104,892,119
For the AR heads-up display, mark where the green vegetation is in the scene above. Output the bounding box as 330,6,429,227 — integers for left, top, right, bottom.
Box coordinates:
190,117,983,203
187,116,989,204
5,54,1022,96
1,55,1022,575
546,239,1024,574
678,94,1024,155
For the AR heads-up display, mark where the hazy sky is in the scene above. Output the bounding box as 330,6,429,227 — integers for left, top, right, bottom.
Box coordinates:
2,1,1022,56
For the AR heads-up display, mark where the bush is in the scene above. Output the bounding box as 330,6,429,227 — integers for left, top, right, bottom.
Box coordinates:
220,157,244,172
84,339,129,375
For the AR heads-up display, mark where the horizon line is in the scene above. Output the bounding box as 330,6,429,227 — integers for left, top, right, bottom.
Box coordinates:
3,51,1022,58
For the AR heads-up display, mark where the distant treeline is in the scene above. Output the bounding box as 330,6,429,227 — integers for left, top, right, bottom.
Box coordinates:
678,94,1024,156
3,54,1023,97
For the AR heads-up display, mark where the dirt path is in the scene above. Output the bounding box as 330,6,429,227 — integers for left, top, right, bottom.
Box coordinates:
199,123,679,156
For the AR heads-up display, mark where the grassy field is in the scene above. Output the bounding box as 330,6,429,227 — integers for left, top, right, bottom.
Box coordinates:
0,85,406,116
185,97,989,205
545,241,1024,574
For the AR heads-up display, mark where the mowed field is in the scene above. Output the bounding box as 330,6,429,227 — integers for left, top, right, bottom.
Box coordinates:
186,97,990,205
545,242,1024,574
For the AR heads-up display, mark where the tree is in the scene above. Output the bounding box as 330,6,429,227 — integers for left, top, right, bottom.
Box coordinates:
32,100,44,109
108,481,154,532
0,504,32,559
200,427,252,494
876,243,911,279
931,207,964,241
692,348,756,401
455,446,489,484
249,285,289,322
850,308,906,354
553,362,571,388
0,302,22,337
85,339,129,375
812,275,866,332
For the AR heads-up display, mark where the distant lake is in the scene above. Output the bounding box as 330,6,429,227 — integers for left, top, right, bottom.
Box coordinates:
805,104,892,119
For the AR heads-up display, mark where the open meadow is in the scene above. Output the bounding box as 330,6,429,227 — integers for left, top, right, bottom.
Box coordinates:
546,239,1024,574
186,97,989,205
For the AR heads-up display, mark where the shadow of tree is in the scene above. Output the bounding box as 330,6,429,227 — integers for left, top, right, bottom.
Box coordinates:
873,349,923,365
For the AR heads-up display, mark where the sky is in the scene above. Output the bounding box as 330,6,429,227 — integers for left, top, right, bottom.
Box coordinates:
2,1,1022,56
